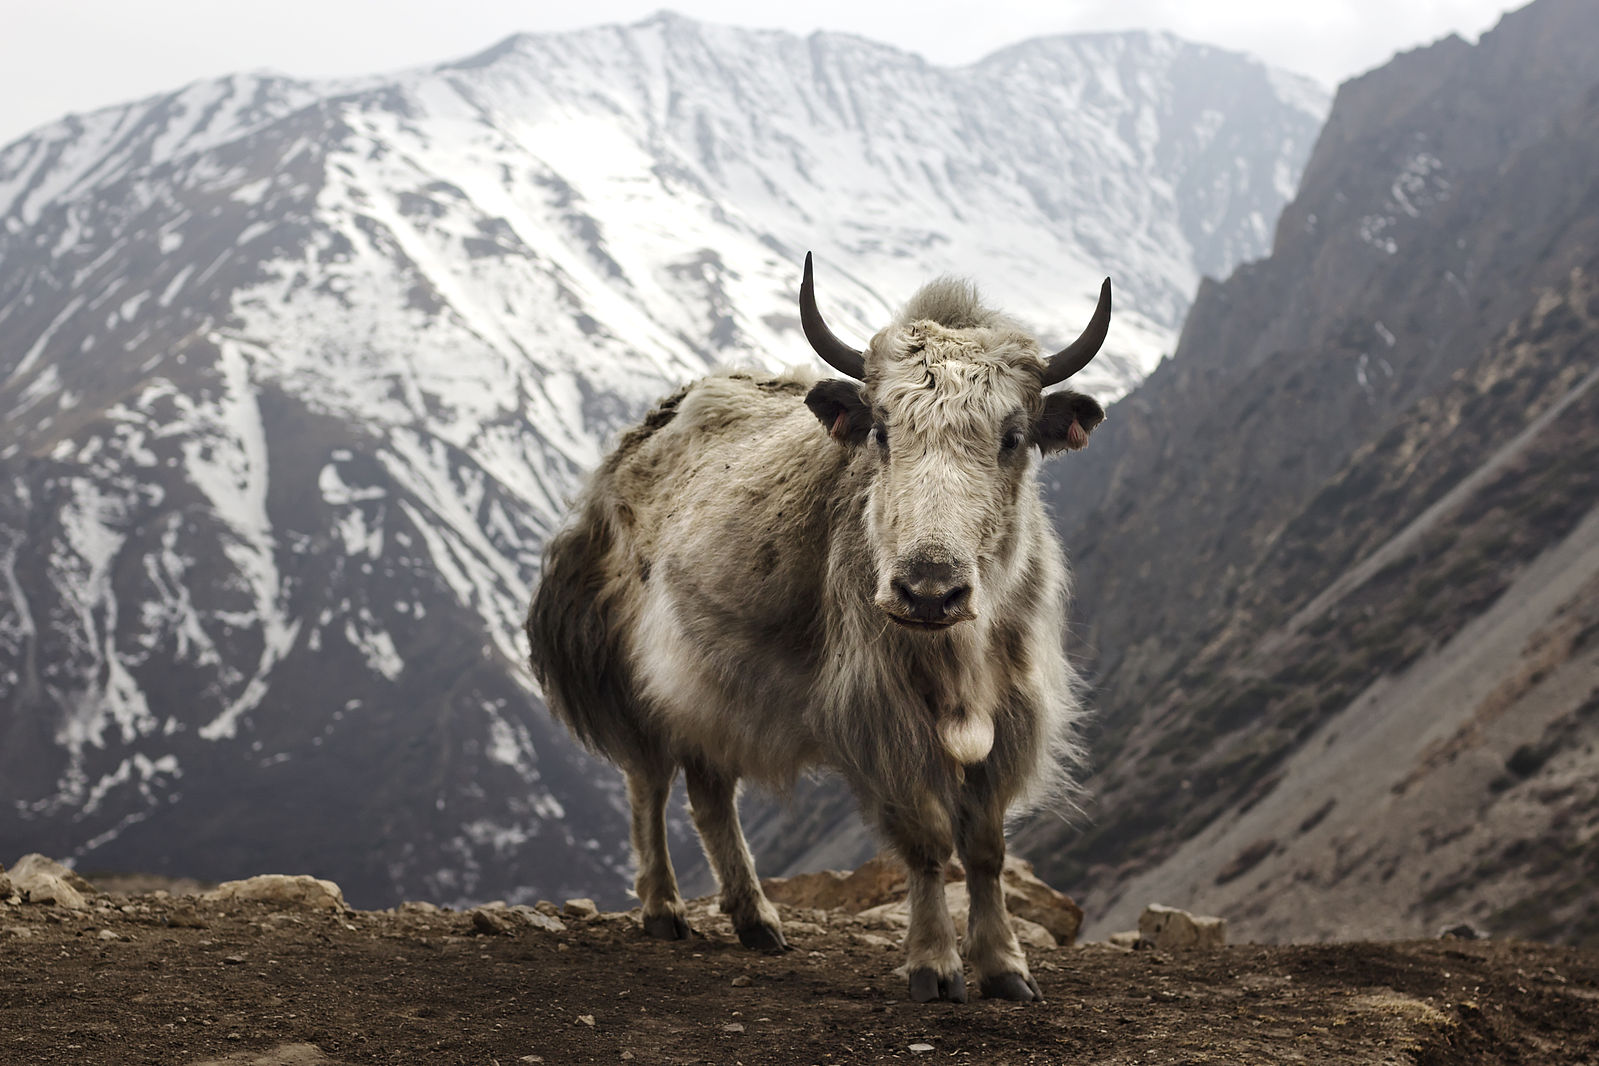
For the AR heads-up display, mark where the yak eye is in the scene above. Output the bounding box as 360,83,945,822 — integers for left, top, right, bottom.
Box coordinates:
1000,429,1025,452
872,424,888,448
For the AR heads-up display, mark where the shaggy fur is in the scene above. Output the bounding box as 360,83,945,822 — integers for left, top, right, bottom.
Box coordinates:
526,276,1104,1002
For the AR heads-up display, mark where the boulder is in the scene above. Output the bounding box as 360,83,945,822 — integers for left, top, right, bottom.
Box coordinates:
762,854,910,913
0,862,11,901
998,857,1084,946
203,875,346,911
562,898,599,919
1138,904,1227,950
9,854,92,910
857,882,1058,951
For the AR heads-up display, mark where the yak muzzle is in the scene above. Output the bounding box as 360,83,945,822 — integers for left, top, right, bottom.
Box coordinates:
880,554,976,629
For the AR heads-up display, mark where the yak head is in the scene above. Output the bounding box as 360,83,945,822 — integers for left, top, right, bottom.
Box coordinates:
801,253,1109,631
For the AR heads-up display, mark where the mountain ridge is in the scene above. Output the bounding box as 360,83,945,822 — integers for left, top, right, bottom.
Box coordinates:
0,15,1325,906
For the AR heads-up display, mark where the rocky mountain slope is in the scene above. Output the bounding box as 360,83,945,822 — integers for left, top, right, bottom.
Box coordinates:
0,15,1325,907
741,0,1599,947
1017,0,1599,943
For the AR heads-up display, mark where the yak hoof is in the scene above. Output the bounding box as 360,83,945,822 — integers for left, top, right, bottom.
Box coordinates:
736,921,789,953
642,912,691,940
979,972,1042,1002
909,967,968,1004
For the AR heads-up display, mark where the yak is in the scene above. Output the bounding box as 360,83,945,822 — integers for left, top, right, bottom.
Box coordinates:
525,253,1110,1003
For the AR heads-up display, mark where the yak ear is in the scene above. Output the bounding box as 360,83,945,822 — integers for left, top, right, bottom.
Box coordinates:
1037,389,1105,454
805,379,871,446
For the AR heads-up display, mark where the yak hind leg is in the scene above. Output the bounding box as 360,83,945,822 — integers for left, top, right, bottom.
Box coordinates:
683,758,787,952
626,759,690,940
883,799,965,1003
955,765,1041,1002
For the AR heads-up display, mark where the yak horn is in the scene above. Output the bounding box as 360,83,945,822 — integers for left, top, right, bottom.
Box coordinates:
800,252,866,380
1041,278,1112,386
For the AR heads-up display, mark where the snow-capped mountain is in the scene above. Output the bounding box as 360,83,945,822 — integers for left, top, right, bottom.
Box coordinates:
0,13,1325,906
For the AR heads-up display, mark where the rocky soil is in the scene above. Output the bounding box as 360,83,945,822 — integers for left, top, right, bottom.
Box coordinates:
2,861,1598,1065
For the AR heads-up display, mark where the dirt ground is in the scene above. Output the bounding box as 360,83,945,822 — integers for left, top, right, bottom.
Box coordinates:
3,885,1598,1066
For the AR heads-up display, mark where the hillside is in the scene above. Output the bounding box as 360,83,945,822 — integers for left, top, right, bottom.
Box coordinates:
738,0,1599,946
1021,0,1599,942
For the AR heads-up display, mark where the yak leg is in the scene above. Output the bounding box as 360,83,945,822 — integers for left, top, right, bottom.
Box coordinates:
627,761,690,940
956,766,1040,1002
684,759,787,951
884,798,965,1003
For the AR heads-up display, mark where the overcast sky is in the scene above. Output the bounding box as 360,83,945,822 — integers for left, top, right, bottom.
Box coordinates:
2,1,1522,148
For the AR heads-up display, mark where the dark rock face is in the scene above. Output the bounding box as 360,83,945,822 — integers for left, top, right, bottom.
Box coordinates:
744,0,1599,946
1016,0,1599,941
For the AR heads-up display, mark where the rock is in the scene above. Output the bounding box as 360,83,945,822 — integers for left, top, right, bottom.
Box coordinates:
563,898,599,919
1439,922,1487,940
1107,930,1143,950
730,975,752,987
762,854,910,912
722,1022,745,1033
1138,904,1226,951
0,862,10,900
576,1014,595,1027
909,1043,935,1054
398,900,440,915
998,857,1085,946
471,908,516,936
166,904,208,929
9,854,92,910
203,875,346,911
510,905,566,933
859,883,1057,950
776,854,1081,945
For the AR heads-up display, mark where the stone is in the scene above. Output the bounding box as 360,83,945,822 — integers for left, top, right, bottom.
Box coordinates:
203,875,346,911
858,882,1056,951
1439,922,1487,940
563,898,599,919
722,1023,745,1033
0,862,10,900
730,975,752,987
398,900,440,915
1107,930,1142,950
576,1014,595,1027
510,905,566,933
9,854,92,910
471,908,515,936
999,856,1085,946
762,854,910,913
1138,904,1227,951
909,1043,935,1054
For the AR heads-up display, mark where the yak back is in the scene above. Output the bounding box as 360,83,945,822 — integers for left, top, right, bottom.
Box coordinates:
525,370,831,768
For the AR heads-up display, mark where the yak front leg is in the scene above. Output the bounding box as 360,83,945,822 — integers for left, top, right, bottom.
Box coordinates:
684,759,787,951
626,761,690,940
956,766,1041,1001
883,797,965,1003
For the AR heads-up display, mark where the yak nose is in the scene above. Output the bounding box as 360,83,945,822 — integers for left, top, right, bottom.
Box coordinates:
890,555,974,625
